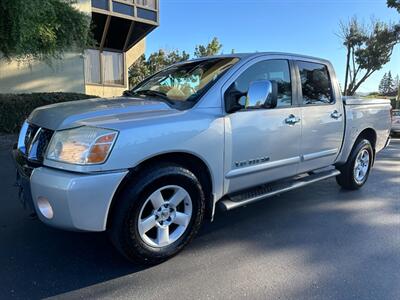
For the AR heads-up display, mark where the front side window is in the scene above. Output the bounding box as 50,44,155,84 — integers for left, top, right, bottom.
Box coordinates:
131,57,239,102
298,61,333,105
234,59,292,108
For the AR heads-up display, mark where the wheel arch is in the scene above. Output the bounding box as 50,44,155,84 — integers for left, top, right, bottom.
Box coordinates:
357,128,377,150
106,151,214,229
356,128,377,162
336,127,377,167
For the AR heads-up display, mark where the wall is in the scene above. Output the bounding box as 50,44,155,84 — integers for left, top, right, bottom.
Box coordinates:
0,0,146,97
0,0,91,95
0,53,85,94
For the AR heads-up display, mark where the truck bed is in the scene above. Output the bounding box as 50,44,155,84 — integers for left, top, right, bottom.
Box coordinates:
336,97,391,165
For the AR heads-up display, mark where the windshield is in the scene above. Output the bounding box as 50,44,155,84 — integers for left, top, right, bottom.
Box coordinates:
130,57,240,103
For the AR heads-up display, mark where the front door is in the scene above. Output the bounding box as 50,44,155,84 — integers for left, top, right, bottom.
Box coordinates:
224,58,302,194
294,60,344,173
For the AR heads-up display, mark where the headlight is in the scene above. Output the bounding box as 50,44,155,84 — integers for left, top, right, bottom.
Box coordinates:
46,126,118,165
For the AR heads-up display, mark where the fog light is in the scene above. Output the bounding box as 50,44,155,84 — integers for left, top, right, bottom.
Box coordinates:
37,196,54,219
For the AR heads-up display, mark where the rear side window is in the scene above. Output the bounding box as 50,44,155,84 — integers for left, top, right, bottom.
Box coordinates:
298,61,333,105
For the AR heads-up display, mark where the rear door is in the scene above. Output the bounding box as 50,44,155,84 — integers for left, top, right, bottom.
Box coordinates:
294,60,344,173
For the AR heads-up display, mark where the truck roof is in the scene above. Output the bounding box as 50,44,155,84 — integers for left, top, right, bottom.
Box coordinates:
189,52,331,64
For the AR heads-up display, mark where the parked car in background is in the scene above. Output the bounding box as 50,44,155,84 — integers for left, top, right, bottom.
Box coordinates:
391,109,400,136
13,52,391,265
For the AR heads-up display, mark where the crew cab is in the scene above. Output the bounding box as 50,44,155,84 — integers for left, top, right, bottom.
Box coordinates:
13,53,391,264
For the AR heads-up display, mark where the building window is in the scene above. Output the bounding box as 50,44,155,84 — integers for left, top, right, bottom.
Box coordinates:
137,7,157,21
102,51,124,85
136,0,156,10
84,50,124,86
113,1,134,16
91,0,109,10
84,49,101,84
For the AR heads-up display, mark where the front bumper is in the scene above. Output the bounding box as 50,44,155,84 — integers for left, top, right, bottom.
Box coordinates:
13,148,128,232
30,167,128,232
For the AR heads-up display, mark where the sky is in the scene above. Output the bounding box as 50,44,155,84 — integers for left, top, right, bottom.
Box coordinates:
145,0,400,93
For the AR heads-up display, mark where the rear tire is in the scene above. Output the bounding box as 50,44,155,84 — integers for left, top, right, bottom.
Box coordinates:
336,139,373,190
108,164,205,265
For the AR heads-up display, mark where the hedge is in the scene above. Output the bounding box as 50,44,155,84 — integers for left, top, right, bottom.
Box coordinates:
0,93,98,133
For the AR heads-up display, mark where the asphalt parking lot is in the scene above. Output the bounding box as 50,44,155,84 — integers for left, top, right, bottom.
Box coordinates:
0,136,399,300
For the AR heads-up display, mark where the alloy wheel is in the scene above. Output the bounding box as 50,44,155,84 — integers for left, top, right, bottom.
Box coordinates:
353,149,370,184
137,185,193,248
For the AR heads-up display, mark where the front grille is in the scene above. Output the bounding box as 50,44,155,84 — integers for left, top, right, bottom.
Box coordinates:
35,128,54,161
20,123,54,163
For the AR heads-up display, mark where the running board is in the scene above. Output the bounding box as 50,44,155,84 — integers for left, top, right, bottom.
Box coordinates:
219,169,341,211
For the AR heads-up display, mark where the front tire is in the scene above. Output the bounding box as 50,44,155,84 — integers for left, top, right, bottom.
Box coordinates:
336,139,373,190
108,165,205,265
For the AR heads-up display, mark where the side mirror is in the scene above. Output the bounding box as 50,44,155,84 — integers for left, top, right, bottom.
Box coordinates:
246,80,278,109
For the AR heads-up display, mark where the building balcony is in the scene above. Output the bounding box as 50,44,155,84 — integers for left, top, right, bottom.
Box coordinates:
90,0,159,51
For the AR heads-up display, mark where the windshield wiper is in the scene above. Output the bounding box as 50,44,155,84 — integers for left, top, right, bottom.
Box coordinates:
131,90,175,105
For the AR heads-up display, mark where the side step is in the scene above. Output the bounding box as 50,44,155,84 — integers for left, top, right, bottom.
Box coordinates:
219,169,341,211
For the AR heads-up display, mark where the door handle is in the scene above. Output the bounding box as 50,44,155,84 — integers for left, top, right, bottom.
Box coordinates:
285,114,301,125
331,110,342,119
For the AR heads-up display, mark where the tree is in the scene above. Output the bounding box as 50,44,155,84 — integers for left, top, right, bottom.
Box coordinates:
339,17,400,95
391,74,400,96
394,74,400,94
129,38,223,88
194,37,223,58
0,0,92,62
129,49,189,87
387,71,395,95
147,49,190,75
379,72,400,96
387,0,400,13
379,72,388,95
397,76,400,104
339,18,367,96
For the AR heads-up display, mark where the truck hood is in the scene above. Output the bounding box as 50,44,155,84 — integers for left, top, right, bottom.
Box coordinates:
28,97,177,130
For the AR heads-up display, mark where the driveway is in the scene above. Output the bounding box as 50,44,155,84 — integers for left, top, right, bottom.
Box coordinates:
0,136,399,300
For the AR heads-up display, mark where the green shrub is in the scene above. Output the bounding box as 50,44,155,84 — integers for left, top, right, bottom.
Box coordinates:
0,92,98,133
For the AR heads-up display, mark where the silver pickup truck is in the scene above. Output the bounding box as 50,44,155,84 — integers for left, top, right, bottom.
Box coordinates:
13,53,391,264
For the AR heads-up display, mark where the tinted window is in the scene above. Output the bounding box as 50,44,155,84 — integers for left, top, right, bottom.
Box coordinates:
235,60,292,108
298,61,333,105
